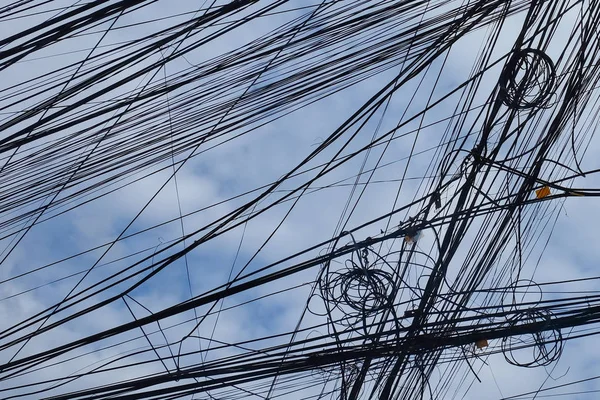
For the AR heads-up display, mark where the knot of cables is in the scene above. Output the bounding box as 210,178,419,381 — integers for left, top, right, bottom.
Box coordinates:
316,238,400,330
499,48,556,110
501,309,563,367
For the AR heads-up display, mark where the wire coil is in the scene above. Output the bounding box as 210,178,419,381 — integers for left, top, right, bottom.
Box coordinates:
501,310,563,367
499,48,556,109
316,237,401,329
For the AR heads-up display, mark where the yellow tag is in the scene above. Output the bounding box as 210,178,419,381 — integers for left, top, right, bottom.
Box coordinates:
535,186,551,199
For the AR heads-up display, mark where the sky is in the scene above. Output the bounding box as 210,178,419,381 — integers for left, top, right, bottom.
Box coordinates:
1,1,600,399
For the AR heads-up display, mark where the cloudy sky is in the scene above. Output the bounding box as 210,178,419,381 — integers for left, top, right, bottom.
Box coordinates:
1,1,600,399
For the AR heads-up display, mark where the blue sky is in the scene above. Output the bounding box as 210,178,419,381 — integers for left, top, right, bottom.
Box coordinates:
1,1,600,399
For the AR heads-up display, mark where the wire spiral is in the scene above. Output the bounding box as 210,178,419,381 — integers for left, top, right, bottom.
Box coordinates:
316,237,401,329
501,310,563,368
322,265,396,317
499,48,556,110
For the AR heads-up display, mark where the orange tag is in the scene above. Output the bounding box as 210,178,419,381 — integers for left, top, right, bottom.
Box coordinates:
475,339,488,349
535,186,551,199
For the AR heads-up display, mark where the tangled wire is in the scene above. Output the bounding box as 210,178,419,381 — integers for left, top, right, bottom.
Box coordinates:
499,48,556,109
501,309,563,367
321,265,396,317
316,239,401,330
312,360,361,385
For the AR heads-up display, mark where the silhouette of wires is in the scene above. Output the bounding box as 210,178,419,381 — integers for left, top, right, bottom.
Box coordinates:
317,235,400,331
501,309,564,368
499,48,557,110
2,1,600,399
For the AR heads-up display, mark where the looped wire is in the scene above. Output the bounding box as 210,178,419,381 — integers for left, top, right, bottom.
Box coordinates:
499,48,556,110
501,309,563,367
